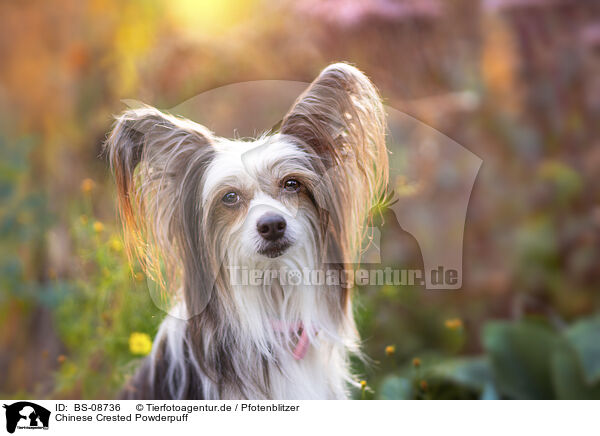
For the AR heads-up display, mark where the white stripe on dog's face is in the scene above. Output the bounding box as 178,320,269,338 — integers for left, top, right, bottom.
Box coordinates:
202,135,318,260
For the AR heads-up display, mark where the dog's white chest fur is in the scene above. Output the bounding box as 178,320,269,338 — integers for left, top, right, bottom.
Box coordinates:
153,278,353,400
145,240,356,400
267,347,348,399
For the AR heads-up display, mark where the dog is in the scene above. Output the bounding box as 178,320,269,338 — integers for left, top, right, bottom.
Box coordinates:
105,63,388,399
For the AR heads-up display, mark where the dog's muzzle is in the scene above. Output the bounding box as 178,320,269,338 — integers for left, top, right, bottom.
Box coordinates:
257,213,291,258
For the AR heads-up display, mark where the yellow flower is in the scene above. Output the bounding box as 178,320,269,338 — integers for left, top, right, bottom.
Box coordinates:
360,380,367,388
445,318,463,330
412,357,421,368
109,237,123,252
129,332,152,356
93,221,104,233
385,345,396,356
80,178,95,194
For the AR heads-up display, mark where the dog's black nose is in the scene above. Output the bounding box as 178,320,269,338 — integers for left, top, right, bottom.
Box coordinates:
257,213,286,241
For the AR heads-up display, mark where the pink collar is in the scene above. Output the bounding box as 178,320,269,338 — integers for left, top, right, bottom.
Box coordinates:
271,321,311,360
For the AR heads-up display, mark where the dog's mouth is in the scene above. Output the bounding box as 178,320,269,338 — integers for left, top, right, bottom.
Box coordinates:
257,239,292,258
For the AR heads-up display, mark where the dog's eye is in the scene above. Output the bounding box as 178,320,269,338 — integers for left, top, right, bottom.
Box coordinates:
222,191,240,205
283,179,301,192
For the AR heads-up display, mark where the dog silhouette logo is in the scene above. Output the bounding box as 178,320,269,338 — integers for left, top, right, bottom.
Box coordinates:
2,402,50,434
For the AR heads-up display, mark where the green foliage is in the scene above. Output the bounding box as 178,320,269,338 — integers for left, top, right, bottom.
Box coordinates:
379,376,413,400
377,317,600,399
52,211,162,398
483,321,557,399
0,128,162,397
0,133,51,299
563,316,600,385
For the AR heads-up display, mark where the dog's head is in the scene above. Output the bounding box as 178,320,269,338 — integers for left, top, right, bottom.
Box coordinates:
105,63,387,314
200,135,318,262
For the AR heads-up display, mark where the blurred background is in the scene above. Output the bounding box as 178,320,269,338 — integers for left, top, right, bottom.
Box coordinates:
1,0,599,399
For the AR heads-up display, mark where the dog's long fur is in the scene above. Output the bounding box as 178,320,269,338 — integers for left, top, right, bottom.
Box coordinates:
105,63,388,399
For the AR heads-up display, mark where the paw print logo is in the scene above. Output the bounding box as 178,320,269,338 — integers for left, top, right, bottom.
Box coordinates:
286,270,303,286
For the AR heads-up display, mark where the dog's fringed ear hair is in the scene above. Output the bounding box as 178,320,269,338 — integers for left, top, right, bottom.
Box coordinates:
104,106,215,314
280,63,388,262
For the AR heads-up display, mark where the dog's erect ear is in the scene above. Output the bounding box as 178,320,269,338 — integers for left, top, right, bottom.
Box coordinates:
281,63,388,263
280,63,388,194
105,106,214,232
104,106,215,309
